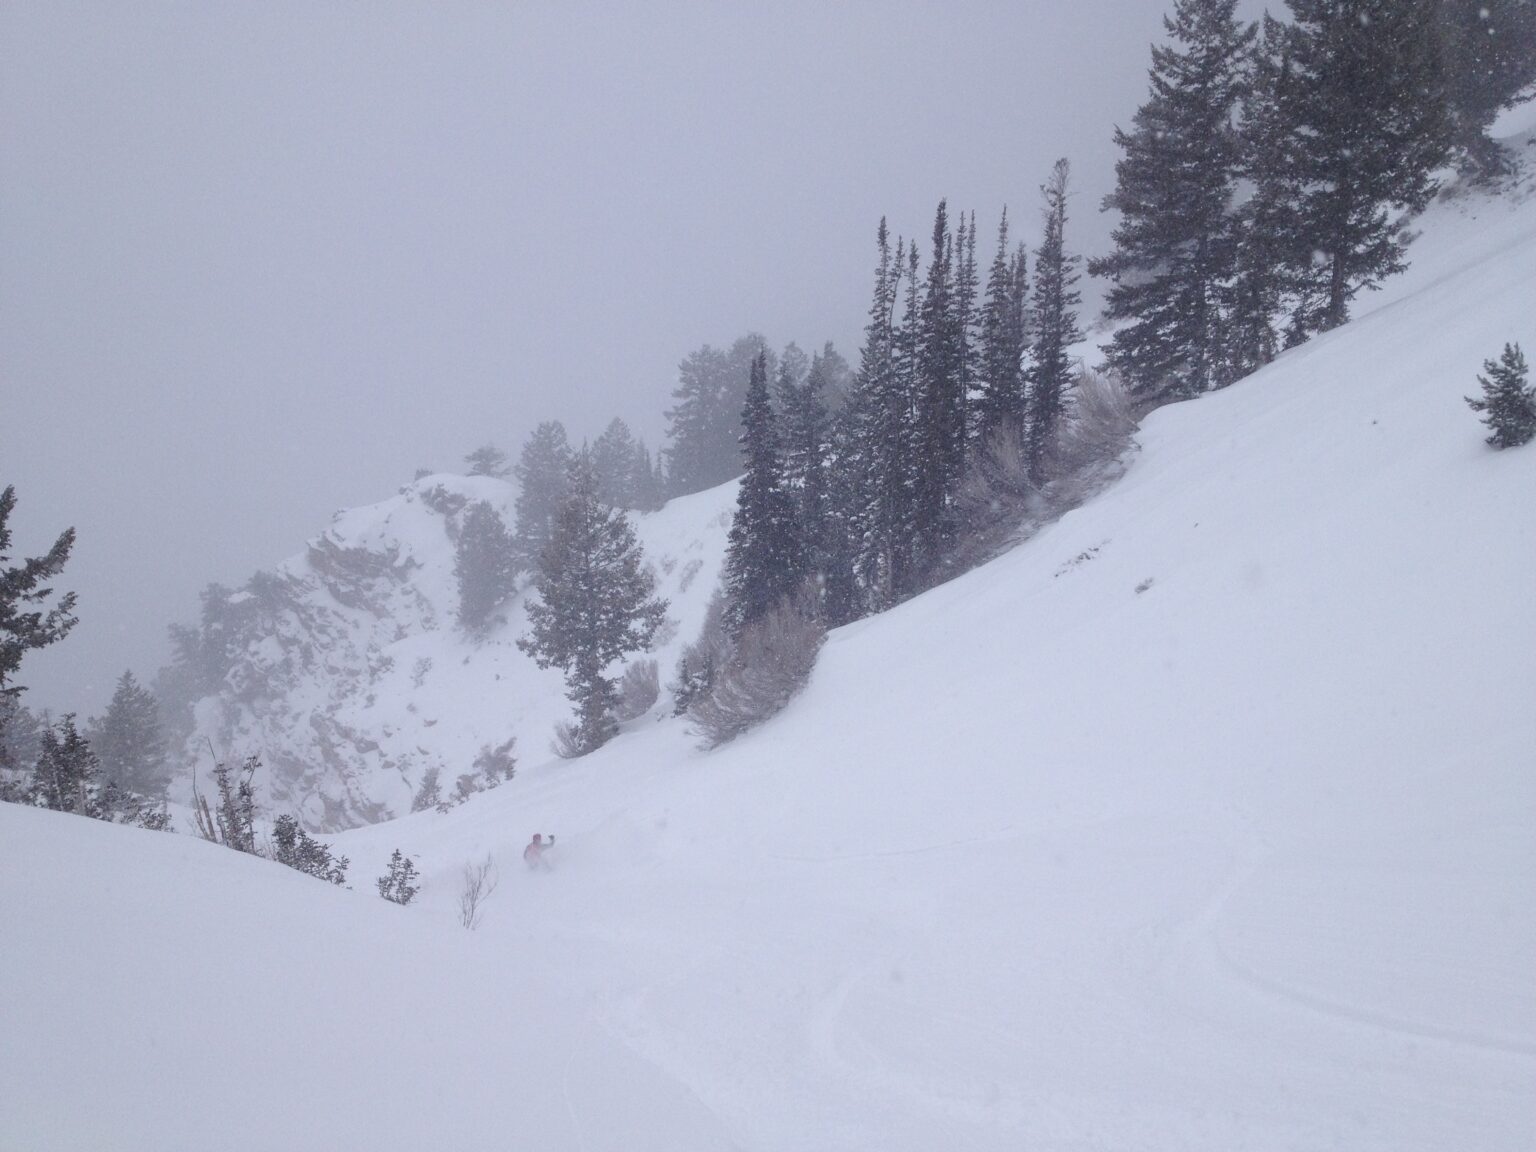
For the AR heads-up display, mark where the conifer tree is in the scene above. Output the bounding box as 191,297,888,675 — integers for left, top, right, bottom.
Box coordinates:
88,670,170,797
455,501,518,634
1436,0,1536,179
1466,343,1535,449
846,220,913,612
591,418,640,508
28,713,99,816
0,485,77,702
975,209,1030,442
512,421,573,571
723,350,805,637
629,439,666,512
0,695,43,780
463,443,510,478
518,458,668,755
1276,0,1450,336
912,201,968,577
1091,0,1254,404
778,349,832,555
663,336,773,496
1223,15,1298,377
1027,159,1085,483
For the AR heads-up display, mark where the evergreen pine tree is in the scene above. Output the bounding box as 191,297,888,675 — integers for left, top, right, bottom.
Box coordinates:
723,350,805,637
975,209,1030,442
0,485,77,701
518,458,668,755
629,439,666,512
511,421,573,571
816,403,864,628
0,695,43,784
28,713,99,816
1090,0,1255,404
1027,159,1085,483
1277,0,1450,336
463,443,510,478
591,418,640,508
1466,343,1535,449
455,501,518,634
777,348,832,557
912,201,968,578
1436,0,1536,180
87,670,170,797
663,336,773,496
845,220,913,612
1224,15,1300,377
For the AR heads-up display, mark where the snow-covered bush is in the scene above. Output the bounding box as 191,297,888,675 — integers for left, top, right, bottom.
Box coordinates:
457,855,498,930
377,849,420,905
690,583,825,748
614,659,660,722
270,815,349,886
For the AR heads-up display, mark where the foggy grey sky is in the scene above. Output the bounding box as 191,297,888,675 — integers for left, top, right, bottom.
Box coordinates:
2,1,1260,714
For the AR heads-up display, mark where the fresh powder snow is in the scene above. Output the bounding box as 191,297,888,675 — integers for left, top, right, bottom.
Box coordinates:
3,121,1534,1152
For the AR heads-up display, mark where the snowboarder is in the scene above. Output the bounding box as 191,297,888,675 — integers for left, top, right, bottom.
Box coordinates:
524,833,555,871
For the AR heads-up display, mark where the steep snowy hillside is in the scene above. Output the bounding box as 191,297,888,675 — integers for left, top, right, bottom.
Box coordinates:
7,128,1535,1151
175,473,733,829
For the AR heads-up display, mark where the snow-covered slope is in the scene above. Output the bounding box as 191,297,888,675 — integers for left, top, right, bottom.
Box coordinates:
6,130,1535,1150
177,473,733,829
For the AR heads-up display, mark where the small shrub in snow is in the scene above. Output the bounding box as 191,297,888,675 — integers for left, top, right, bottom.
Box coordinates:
377,849,420,905
193,754,259,853
1048,368,1141,499
473,737,516,785
1466,343,1535,449
550,721,584,760
614,659,660,722
690,582,825,749
411,766,442,812
457,854,499,930
271,815,349,886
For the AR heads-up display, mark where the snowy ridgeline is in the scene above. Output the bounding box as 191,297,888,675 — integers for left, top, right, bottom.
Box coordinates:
175,473,735,830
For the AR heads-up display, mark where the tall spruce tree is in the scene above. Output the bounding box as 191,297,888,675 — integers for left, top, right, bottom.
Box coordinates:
88,670,170,797
847,221,914,612
511,421,573,571
778,348,836,608
591,418,640,508
1224,14,1299,377
912,201,970,578
1027,160,1085,483
518,458,668,755
0,485,77,702
29,713,99,816
455,501,518,634
723,350,805,638
663,335,773,496
975,209,1030,442
1276,0,1450,336
1091,0,1254,404
629,439,666,512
